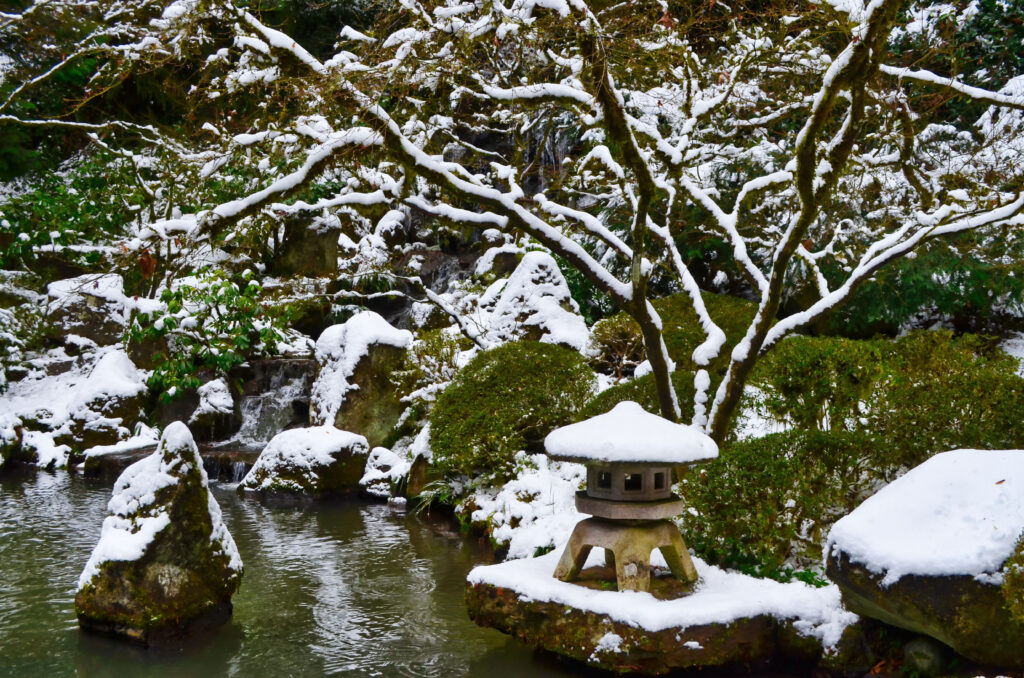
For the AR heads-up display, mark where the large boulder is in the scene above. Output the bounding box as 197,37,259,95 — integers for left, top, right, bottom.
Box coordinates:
826,448,1024,668
47,274,129,346
75,422,243,644
309,312,412,448
238,425,369,502
486,251,588,351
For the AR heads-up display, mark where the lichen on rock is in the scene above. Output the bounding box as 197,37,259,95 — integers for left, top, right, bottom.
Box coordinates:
239,425,369,501
75,421,243,644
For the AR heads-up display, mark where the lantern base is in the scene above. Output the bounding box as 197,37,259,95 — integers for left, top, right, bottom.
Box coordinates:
553,517,698,593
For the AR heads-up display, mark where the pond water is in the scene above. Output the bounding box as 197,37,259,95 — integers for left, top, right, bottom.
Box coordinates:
0,470,585,678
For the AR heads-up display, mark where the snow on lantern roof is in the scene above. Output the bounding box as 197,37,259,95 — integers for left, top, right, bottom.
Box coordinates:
544,401,718,465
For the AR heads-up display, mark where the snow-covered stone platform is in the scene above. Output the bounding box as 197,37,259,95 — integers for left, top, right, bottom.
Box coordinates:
466,550,858,674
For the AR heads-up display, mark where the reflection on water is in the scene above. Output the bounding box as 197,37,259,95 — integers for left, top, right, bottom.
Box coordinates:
0,470,579,678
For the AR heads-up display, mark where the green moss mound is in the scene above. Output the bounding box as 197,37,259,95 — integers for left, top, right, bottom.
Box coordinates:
429,341,595,483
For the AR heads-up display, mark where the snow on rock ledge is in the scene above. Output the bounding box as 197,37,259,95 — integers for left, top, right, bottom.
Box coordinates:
826,449,1024,584
825,448,1024,668
75,422,243,645
239,425,369,501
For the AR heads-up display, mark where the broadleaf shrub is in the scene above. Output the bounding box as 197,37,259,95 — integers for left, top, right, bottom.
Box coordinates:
429,341,595,484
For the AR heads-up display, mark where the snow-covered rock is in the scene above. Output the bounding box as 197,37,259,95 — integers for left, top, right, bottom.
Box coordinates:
487,251,589,351
239,425,369,500
75,422,243,644
188,378,239,442
47,273,130,346
310,312,412,447
826,448,1024,668
0,346,149,467
467,550,858,674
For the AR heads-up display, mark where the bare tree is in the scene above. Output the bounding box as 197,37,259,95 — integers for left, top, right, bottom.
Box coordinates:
2,0,1022,442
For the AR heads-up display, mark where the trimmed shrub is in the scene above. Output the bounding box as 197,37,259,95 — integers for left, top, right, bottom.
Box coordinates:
429,341,596,483
753,330,1024,471
682,430,878,581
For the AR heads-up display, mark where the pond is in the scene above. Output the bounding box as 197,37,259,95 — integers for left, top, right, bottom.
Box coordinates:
0,469,585,678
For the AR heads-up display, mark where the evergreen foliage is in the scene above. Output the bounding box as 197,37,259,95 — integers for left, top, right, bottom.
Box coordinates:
429,341,595,483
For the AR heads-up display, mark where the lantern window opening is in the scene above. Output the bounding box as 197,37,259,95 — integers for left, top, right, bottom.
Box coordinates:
597,471,612,489
654,472,666,490
624,473,643,492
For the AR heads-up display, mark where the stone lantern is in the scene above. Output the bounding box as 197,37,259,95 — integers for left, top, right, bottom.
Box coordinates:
545,401,718,592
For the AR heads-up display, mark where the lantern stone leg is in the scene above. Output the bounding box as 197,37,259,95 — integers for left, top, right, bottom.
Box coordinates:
553,518,699,592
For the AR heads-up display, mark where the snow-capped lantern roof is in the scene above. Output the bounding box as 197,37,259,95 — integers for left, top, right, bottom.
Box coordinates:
544,401,718,466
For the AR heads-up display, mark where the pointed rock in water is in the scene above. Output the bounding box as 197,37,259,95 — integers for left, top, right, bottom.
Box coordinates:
75,421,243,644
239,425,369,502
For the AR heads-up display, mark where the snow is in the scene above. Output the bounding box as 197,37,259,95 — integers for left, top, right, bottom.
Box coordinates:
78,422,241,589
190,378,234,422
544,401,719,465
468,452,586,559
487,251,589,351
1001,333,1024,377
826,449,1024,586
0,346,148,468
360,446,412,498
241,425,369,492
310,312,412,425
467,550,856,648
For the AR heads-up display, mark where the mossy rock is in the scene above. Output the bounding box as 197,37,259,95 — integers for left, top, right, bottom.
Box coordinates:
826,550,1024,669
466,580,775,674
429,341,595,483
0,425,28,469
239,426,369,502
332,343,407,449
75,422,242,645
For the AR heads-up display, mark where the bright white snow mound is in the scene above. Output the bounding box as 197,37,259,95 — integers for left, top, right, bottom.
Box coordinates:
826,448,1024,586
240,425,369,495
544,400,719,464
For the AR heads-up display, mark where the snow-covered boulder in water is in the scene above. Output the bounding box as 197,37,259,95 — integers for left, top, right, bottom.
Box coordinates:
826,449,1024,668
75,422,243,644
309,312,412,448
488,251,588,351
239,426,369,501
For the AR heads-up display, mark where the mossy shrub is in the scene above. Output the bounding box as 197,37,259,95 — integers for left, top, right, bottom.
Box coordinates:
682,430,878,581
585,292,757,378
429,341,596,483
1003,536,1024,626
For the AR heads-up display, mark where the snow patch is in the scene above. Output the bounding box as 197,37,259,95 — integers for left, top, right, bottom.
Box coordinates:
826,449,1024,585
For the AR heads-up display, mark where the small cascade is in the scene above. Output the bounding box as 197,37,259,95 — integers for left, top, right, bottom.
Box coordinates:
230,460,248,483
232,373,310,447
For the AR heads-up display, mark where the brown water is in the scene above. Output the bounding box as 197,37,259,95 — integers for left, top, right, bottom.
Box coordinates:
0,470,584,678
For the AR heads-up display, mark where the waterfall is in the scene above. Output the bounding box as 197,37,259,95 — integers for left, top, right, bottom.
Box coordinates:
230,460,248,483
230,361,312,447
